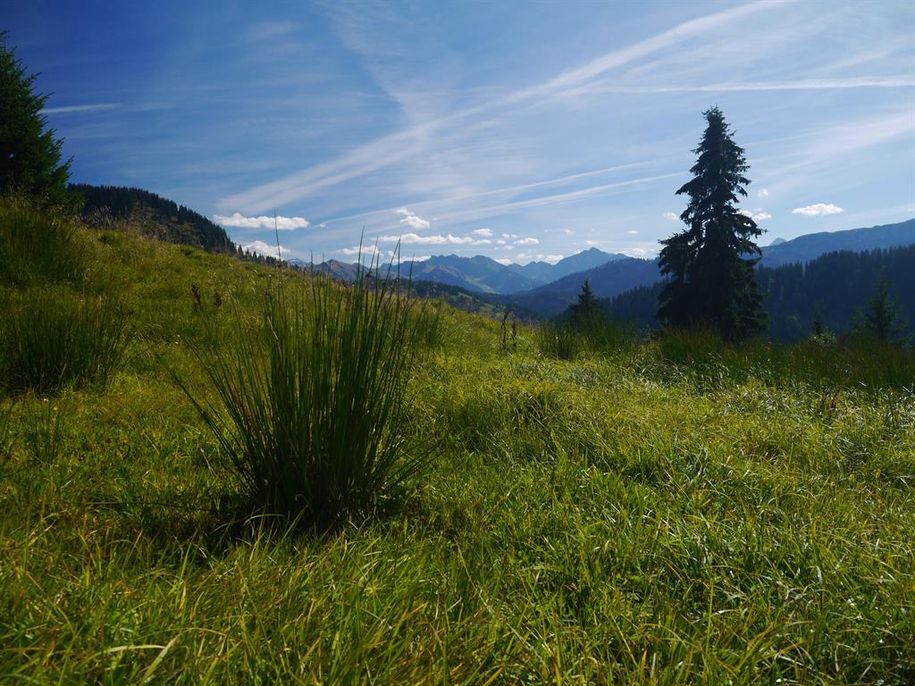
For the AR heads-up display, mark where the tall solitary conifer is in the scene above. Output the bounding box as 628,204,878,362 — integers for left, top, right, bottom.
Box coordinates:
657,107,765,341
0,33,73,210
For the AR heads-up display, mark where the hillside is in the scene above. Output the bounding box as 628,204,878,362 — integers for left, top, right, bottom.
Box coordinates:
603,245,915,341
761,218,915,267
504,218,915,318
2,204,914,683
508,247,626,283
500,256,661,317
72,184,235,253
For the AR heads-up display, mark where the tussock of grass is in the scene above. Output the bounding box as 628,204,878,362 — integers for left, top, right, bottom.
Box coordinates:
0,287,128,395
182,274,429,529
0,204,86,286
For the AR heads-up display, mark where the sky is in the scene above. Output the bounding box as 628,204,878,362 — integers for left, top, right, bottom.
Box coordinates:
5,0,915,264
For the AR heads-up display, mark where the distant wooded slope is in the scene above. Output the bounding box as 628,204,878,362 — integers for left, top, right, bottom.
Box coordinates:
71,184,234,253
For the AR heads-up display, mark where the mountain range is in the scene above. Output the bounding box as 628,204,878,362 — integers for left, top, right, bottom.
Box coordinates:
310,218,914,318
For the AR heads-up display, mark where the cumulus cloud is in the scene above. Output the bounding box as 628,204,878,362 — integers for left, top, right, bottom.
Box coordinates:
502,233,519,239
758,188,769,198
738,209,772,221
215,212,309,230
515,253,564,264
514,237,540,246
663,212,679,222
472,228,493,237
792,203,844,216
395,207,431,230
242,240,291,259
378,232,475,245
340,244,382,257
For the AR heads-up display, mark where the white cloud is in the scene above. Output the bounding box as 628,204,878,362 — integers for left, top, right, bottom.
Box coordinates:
496,239,507,245
494,257,514,266
758,188,769,198
561,228,574,235
341,244,381,257
626,229,639,235
41,103,118,114
378,232,474,245
502,233,518,239
515,253,564,264
663,212,679,222
243,240,291,259
472,228,493,237
792,203,844,217
514,237,540,246
738,209,772,221
624,247,656,258
395,207,431,230
214,212,309,230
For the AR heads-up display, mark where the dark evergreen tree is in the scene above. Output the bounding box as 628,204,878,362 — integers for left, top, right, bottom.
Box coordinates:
0,33,74,210
857,274,902,341
569,279,603,326
657,107,765,341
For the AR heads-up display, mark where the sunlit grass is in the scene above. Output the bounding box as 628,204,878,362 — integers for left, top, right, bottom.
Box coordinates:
0,221,913,683
180,273,430,529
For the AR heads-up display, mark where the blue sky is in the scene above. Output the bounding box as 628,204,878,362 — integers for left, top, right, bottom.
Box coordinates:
6,0,915,264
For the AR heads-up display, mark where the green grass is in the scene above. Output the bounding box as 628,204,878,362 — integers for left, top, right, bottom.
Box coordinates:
0,203,87,287
180,274,430,530
0,287,128,395
0,216,913,683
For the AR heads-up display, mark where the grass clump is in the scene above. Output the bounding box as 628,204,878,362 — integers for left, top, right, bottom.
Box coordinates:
537,321,581,360
184,274,428,529
0,203,86,286
0,287,128,395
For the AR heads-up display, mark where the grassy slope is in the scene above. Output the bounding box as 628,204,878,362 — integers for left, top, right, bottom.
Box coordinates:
1,227,914,684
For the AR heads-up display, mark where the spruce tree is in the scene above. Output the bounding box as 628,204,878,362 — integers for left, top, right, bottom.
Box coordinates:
657,107,766,341
570,279,603,326
858,275,901,341
0,33,74,210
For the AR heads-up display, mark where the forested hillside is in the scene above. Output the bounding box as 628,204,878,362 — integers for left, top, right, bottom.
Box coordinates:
71,184,234,253
603,245,915,341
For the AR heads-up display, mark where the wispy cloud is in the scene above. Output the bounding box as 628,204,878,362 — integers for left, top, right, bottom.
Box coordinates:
472,228,493,237
514,237,539,246
662,211,679,222
792,203,843,216
214,212,309,230
217,2,780,214
582,76,915,96
41,103,118,114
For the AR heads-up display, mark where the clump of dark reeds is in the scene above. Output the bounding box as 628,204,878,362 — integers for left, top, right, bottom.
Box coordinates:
183,267,430,530
0,288,128,395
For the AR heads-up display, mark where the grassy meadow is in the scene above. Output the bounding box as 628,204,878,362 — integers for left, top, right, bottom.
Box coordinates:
1,205,914,684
